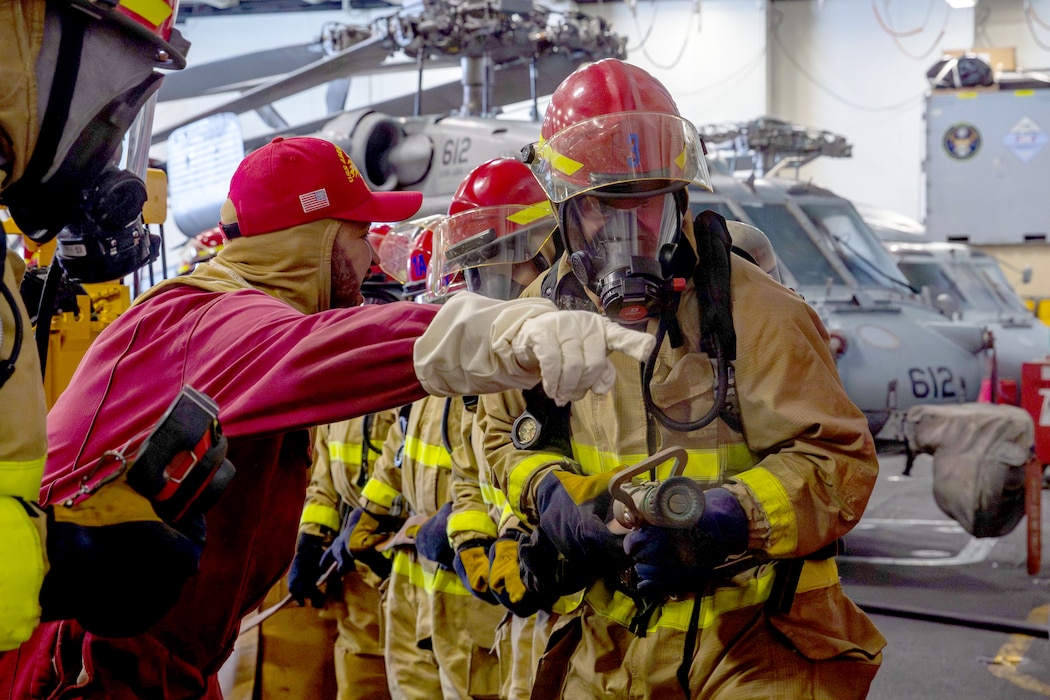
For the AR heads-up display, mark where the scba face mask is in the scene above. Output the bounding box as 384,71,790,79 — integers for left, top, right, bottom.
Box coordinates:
2,2,187,281
561,184,688,325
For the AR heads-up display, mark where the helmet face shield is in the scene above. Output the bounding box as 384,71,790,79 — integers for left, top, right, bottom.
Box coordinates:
429,202,557,301
526,112,711,203
371,215,443,295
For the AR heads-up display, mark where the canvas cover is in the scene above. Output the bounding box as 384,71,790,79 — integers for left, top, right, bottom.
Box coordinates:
903,403,1033,537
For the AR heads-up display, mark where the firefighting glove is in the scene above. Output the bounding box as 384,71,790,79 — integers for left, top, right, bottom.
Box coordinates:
321,507,399,579
489,528,559,618
413,294,655,406
532,469,629,578
623,487,749,597
288,531,331,608
415,502,455,570
453,538,498,605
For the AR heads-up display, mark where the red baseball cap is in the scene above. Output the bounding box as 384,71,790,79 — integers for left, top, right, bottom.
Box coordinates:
223,137,423,237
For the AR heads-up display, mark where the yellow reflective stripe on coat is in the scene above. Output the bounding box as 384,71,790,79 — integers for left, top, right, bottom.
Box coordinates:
448,510,498,540
0,456,46,502
404,434,453,470
587,559,839,633
480,482,506,509
300,503,341,532
328,440,364,467
507,452,565,519
391,549,473,596
0,496,44,651
735,466,798,557
590,566,778,633
573,444,727,482
361,478,401,509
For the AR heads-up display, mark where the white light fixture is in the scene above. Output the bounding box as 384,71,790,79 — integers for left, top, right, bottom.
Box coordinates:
945,0,977,8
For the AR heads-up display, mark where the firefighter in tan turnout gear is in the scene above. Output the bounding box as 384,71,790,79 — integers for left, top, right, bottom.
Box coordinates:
417,156,565,700
477,58,888,699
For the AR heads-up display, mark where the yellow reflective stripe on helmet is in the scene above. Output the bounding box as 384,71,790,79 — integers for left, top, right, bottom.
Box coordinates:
361,478,401,509
506,201,554,226
120,0,173,26
480,482,506,508
448,510,498,539
735,467,797,557
0,497,44,650
675,149,687,171
591,566,777,633
507,452,566,519
540,142,583,177
404,434,452,469
391,550,473,596
299,503,341,532
328,441,363,467
0,456,46,502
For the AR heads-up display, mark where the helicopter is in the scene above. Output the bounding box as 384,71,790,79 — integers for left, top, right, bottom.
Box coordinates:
691,119,993,445
859,205,1050,404
154,0,627,240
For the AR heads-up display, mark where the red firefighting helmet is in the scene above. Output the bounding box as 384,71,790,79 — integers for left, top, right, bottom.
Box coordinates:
71,0,188,68
523,58,711,203
176,226,227,275
429,158,557,300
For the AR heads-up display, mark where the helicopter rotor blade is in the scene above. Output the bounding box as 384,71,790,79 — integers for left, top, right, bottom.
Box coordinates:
152,35,392,144
156,42,327,102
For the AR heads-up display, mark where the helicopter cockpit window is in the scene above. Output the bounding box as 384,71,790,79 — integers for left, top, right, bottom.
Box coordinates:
969,257,1032,315
741,203,842,287
897,261,970,310
800,203,911,291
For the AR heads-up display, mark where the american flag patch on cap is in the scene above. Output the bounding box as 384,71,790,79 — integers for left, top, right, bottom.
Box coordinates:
299,188,329,213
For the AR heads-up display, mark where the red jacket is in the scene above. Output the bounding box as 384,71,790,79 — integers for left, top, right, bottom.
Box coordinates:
15,285,437,698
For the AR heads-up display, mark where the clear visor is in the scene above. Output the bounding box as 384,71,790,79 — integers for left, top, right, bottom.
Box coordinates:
526,112,712,203
118,93,157,181
370,214,444,285
428,202,558,301
560,188,682,267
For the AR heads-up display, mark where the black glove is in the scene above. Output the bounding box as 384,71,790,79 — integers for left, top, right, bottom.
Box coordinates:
288,531,330,607
40,510,204,638
415,502,455,569
623,487,749,596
